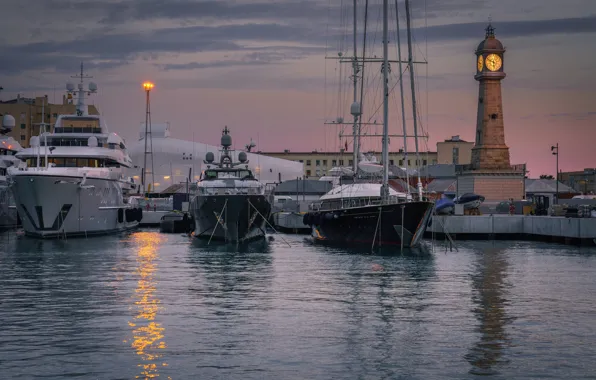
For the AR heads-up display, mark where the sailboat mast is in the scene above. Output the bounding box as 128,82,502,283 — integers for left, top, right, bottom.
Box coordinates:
351,0,361,174
381,0,389,200
395,0,410,195
404,0,423,199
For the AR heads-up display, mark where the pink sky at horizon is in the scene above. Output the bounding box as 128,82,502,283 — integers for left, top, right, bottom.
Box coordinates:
1,0,595,178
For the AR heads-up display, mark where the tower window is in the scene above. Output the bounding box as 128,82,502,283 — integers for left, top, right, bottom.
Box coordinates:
491,113,498,120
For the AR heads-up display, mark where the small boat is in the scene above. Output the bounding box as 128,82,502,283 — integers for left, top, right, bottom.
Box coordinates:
160,212,193,233
454,193,485,209
435,197,455,215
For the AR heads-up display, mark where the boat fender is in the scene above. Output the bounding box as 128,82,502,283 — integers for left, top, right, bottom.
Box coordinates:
118,208,124,223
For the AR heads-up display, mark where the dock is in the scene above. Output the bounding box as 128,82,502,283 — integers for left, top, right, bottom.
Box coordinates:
271,212,310,233
428,215,596,245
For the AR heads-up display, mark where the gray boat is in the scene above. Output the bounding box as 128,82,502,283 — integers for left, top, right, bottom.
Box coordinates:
191,127,273,243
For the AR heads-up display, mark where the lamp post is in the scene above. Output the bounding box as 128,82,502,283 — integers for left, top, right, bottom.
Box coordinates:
142,82,155,195
551,143,559,204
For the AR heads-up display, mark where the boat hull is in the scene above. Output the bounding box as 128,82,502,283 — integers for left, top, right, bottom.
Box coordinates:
10,174,140,238
305,201,434,248
192,194,272,242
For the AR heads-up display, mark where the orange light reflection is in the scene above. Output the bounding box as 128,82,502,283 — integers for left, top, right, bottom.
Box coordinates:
127,232,169,379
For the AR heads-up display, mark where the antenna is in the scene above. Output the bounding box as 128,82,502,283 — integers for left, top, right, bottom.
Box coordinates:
67,62,95,116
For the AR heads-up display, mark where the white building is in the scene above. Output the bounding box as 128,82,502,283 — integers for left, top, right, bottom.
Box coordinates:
126,123,304,193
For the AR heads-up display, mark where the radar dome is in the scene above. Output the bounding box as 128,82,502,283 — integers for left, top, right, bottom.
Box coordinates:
350,101,361,116
221,133,232,148
2,114,15,131
30,136,40,147
238,152,247,163
66,83,75,92
88,136,98,147
205,152,215,163
88,82,97,92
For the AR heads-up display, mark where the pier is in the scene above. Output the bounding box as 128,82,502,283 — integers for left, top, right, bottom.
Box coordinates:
428,215,596,245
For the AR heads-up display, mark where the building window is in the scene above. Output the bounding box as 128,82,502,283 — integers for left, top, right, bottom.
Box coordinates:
316,160,320,166
323,160,327,166
407,160,411,166
349,160,353,166
306,160,311,166
399,160,403,166
390,160,394,165
53,113,58,118
20,113,26,122
432,159,437,165
452,147,460,165
423,159,427,166
20,123,26,129
306,170,311,177
20,135,26,141
339,160,344,166
332,160,337,166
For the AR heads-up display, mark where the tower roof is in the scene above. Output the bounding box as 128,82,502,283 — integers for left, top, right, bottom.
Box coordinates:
476,23,504,52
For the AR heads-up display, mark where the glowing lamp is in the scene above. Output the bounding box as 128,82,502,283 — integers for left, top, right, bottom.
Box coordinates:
143,82,154,91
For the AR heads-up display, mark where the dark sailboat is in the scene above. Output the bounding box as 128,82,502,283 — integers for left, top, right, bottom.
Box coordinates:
303,0,434,249
191,127,273,243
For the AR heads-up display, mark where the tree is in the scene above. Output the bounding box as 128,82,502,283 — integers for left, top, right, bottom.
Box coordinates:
539,174,554,180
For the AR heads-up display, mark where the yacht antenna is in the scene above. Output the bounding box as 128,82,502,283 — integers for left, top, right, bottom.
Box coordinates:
380,0,390,201
405,0,423,199
70,62,93,116
395,0,410,195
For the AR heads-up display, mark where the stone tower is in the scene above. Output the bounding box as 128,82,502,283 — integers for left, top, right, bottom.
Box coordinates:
471,23,511,170
456,23,525,202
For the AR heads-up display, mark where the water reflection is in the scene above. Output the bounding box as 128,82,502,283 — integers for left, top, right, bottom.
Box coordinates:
465,245,513,375
127,232,169,380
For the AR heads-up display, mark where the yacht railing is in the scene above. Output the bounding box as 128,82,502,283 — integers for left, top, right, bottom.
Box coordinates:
196,186,265,196
311,195,410,211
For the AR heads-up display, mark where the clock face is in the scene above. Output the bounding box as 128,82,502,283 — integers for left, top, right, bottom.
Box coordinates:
486,54,502,71
477,55,483,72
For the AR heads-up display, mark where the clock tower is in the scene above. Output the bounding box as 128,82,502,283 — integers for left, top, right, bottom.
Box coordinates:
471,23,511,170
456,23,525,202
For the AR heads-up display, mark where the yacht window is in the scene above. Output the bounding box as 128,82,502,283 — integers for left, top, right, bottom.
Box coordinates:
0,168,6,176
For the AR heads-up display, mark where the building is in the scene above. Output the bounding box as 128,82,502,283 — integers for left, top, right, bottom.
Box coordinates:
456,23,526,201
559,168,596,194
260,150,438,179
437,135,474,165
126,123,303,193
0,94,99,148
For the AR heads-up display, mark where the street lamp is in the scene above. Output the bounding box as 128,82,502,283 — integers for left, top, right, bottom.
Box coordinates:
551,143,559,204
142,81,155,195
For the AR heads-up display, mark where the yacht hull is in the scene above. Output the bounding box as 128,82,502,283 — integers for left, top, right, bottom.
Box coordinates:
10,174,140,238
0,183,19,229
305,201,434,248
192,194,272,242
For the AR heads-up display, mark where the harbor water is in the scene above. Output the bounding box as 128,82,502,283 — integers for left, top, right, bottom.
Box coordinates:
0,230,595,379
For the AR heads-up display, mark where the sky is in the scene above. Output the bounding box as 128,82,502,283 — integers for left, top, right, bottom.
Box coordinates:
1,0,595,177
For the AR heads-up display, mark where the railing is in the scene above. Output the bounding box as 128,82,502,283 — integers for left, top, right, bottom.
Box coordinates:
196,186,265,196
455,163,527,174
311,195,411,211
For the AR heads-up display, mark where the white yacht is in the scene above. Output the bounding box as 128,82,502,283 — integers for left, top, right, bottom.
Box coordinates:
0,115,22,229
7,65,142,238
